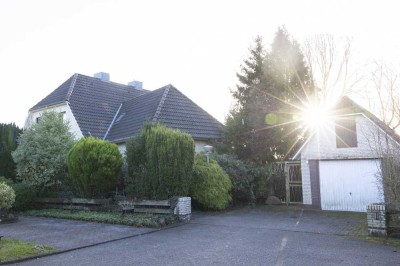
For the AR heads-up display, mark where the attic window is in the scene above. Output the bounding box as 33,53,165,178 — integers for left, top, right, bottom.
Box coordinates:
335,117,357,148
36,117,41,124
59,111,66,121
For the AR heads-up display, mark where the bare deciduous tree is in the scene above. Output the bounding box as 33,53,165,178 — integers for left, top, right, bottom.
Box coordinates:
366,62,400,212
368,62,400,131
303,35,363,104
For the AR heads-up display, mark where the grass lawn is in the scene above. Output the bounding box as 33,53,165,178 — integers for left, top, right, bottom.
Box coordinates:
24,209,178,228
0,238,56,263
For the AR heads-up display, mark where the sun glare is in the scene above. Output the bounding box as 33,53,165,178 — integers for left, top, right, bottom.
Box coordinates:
301,104,330,131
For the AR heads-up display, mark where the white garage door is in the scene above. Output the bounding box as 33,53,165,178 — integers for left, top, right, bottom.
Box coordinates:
319,159,383,212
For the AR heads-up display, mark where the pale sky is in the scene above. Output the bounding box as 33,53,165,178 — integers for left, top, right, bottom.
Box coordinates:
1,0,399,127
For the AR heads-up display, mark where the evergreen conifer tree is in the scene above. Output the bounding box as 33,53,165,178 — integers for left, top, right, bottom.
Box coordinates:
225,27,312,163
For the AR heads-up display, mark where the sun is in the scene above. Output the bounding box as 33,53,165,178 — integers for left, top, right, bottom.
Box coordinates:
301,103,331,131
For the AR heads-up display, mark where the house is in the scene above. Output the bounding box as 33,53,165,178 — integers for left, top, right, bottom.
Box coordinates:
292,96,400,212
26,73,223,153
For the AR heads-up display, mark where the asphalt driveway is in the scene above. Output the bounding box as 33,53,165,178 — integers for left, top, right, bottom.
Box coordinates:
3,206,400,265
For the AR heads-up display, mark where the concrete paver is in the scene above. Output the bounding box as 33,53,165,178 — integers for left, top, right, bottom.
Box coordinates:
1,216,155,250
2,206,399,265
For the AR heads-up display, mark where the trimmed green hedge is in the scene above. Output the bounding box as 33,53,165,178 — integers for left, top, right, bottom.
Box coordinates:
125,124,194,200
67,137,123,198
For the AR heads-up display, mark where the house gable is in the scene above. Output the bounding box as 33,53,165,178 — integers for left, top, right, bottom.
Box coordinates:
294,96,400,160
26,103,83,139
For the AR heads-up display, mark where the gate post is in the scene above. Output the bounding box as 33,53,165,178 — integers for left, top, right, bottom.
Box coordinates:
284,162,290,205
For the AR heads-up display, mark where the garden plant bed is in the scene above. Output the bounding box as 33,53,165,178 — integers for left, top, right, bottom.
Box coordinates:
24,209,178,228
0,212,18,224
34,197,113,211
0,238,56,263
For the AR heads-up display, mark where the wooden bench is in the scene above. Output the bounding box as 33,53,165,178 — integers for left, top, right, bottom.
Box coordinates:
118,199,175,215
35,198,112,211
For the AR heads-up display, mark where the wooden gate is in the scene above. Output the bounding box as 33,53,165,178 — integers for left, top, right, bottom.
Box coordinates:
285,162,303,203
272,161,303,204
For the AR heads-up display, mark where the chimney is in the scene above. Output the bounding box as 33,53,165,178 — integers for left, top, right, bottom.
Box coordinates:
94,72,110,82
128,80,143,90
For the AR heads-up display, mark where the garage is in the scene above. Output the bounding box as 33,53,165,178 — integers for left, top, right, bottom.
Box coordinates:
319,159,383,212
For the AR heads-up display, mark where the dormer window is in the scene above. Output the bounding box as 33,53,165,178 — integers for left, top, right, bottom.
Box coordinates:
335,117,357,148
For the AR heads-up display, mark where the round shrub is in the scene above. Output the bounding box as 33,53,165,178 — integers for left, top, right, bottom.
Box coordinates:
0,182,16,210
67,137,123,198
190,154,232,210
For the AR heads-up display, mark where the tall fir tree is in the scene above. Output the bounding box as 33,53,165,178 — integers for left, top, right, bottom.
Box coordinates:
224,36,269,162
225,27,312,164
262,27,313,160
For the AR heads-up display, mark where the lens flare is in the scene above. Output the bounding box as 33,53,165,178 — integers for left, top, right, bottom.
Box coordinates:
301,104,330,131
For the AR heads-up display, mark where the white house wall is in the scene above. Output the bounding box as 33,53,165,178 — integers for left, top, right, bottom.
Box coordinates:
194,140,210,153
300,114,396,205
26,103,84,140
118,144,127,156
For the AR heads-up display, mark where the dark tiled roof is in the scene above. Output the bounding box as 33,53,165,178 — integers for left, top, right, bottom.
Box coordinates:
30,74,224,142
30,73,147,138
106,87,167,142
156,86,223,140
30,74,76,111
68,74,147,138
106,85,224,142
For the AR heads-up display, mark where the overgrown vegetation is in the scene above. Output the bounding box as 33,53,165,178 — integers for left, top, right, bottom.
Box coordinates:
125,124,194,200
25,209,177,228
190,154,232,210
0,238,56,263
68,137,123,198
379,156,400,211
214,154,274,205
0,123,21,181
12,111,75,194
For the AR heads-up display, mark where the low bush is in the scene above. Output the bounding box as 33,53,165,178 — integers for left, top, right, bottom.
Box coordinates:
190,154,232,210
214,154,274,205
0,177,36,211
11,182,37,211
214,154,255,204
0,181,15,210
25,209,177,228
68,137,123,198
